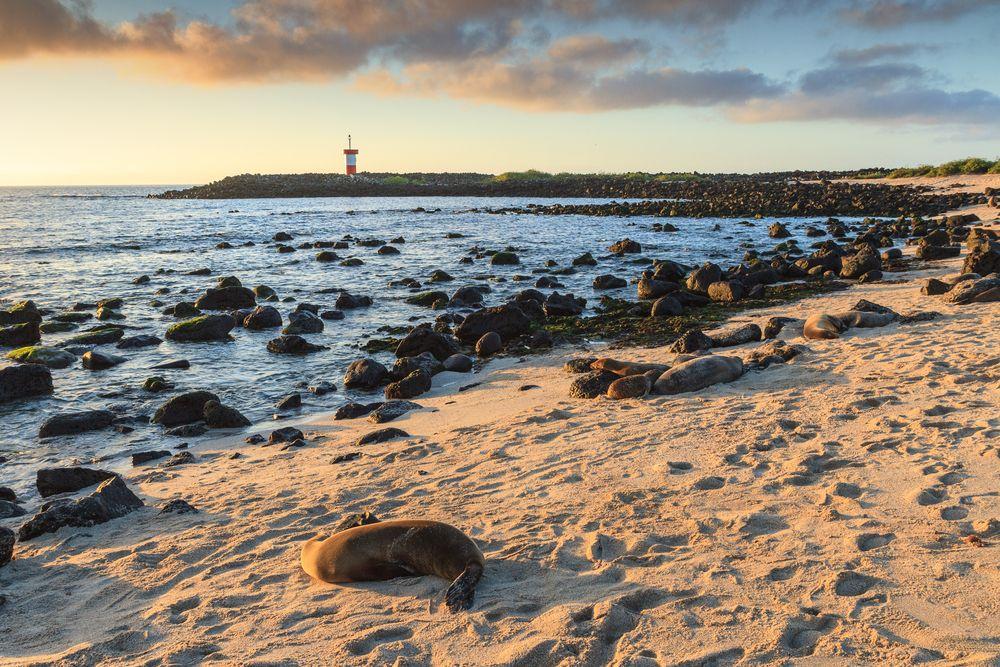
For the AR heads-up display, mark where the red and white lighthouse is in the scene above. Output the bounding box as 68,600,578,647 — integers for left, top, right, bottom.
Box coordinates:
344,134,358,175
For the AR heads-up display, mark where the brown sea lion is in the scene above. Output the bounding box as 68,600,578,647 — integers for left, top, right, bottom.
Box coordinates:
652,355,744,395
832,310,896,328
803,313,847,340
301,520,485,612
591,358,668,377
606,370,661,399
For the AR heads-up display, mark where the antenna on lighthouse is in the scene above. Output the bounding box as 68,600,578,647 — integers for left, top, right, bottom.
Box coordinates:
343,134,359,176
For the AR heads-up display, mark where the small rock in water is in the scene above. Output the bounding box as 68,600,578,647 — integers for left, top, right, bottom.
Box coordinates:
117,335,163,349
38,409,116,438
203,400,251,429
81,350,125,371
308,381,336,396
132,450,171,466
166,424,208,437
276,393,301,409
151,359,191,370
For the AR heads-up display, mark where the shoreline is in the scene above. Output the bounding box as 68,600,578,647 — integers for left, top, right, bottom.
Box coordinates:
2,203,999,662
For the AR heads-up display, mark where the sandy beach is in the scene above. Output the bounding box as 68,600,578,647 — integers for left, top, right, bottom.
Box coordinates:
1,193,997,666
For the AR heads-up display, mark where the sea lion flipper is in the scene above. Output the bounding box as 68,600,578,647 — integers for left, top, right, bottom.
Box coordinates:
444,563,483,613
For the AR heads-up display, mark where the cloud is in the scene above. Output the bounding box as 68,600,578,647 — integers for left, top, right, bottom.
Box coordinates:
829,42,928,65
0,0,115,58
839,0,997,28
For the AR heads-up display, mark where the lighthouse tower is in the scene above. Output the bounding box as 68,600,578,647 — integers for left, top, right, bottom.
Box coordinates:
343,134,358,175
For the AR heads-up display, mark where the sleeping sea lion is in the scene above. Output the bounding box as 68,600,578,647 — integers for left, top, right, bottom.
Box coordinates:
832,310,896,328
591,358,668,377
652,355,744,395
606,369,661,399
301,520,485,612
803,313,847,340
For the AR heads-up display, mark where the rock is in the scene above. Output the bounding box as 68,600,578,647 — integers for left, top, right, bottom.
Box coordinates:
448,286,486,307
543,292,586,317
62,326,124,346
357,427,409,446
946,276,1000,304
320,309,345,321
0,300,42,326
117,335,162,349
637,277,678,300
170,302,201,318
0,487,15,502
132,450,171,465
276,393,301,409
95,306,124,321
6,345,76,369
203,400,251,428
0,364,53,402
428,269,454,282
455,303,532,343
283,310,324,335
857,270,882,283
653,355,744,395
267,335,326,354
165,423,208,437
81,350,125,370
243,305,283,330
194,286,256,310
309,381,336,396
443,353,473,372
377,244,400,255
163,451,196,466
685,263,723,294
334,402,381,420
316,250,340,262
490,251,520,265
0,501,25,520
405,291,448,308
344,358,389,389
922,278,952,296
38,409,116,438
564,357,597,373
572,252,597,266
394,327,459,361
166,315,236,342
368,400,421,423
391,352,443,380
36,467,117,497
916,244,961,260
254,285,277,300
152,390,220,426
0,527,14,566
268,426,304,445
840,247,882,279
335,293,372,309
707,280,744,303
568,370,617,399
744,340,802,369
963,241,1000,276
160,499,198,514
768,222,791,238
608,239,641,254
708,323,762,348
274,231,293,241
593,275,627,290
650,296,683,317
384,369,432,399
1,321,42,350
475,331,502,357
535,276,562,289
669,330,713,354
151,359,190,370
762,316,799,339
607,373,653,400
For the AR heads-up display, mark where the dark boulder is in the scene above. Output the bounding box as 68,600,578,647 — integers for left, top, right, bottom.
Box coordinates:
707,280,744,303
368,400,422,423
243,305,283,330
768,222,791,238
391,352,443,381
650,295,683,317
268,426,304,445
670,330,713,354
840,247,882,279
132,450,171,465
0,322,41,347
334,402,382,420
36,467,117,497
277,393,302,409
39,410,116,438
357,427,409,446
266,335,327,354
344,358,389,389
963,240,1000,276
336,292,373,309
455,303,531,343
81,350,125,370
608,239,641,254
19,476,144,541
0,364,53,403
475,331,502,357
568,370,617,399
117,335,162,349
916,244,960,260
166,315,235,342
194,286,256,310
448,286,486,307
203,400,251,428
0,527,13,566
0,300,42,326
708,323,762,348
685,263,723,294
384,369,432,399
152,390,220,426
283,310,324,335
443,353,473,372
394,327,459,361
543,292,586,317
490,251,520,265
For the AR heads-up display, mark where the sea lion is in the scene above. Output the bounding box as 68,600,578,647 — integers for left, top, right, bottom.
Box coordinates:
606,370,660,399
652,355,744,395
832,310,896,328
301,519,485,612
803,313,847,340
591,358,668,377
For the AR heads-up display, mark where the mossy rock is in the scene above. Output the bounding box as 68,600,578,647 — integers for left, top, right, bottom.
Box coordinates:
62,326,124,346
6,346,76,369
165,314,236,342
40,322,77,334
404,291,448,307
490,251,520,266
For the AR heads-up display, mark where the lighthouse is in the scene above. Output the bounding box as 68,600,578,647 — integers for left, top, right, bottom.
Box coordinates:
343,134,358,175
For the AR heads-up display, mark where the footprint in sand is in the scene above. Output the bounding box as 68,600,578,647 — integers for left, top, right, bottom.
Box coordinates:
667,461,693,474
939,506,969,521
693,476,725,491
343,625,414,656
832,571,876,597
915,487,947,506
779,614,838,657
856,533,895,552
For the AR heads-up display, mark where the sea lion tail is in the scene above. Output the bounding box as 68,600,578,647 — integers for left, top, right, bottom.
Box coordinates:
444,563,483,613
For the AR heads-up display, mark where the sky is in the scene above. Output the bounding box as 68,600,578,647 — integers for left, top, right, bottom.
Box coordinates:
1,0,999,185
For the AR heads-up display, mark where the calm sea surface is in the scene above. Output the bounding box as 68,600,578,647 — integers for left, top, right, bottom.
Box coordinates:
0,185,863,498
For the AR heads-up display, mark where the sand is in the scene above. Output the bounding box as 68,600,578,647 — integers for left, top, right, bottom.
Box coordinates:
2,208,999,665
